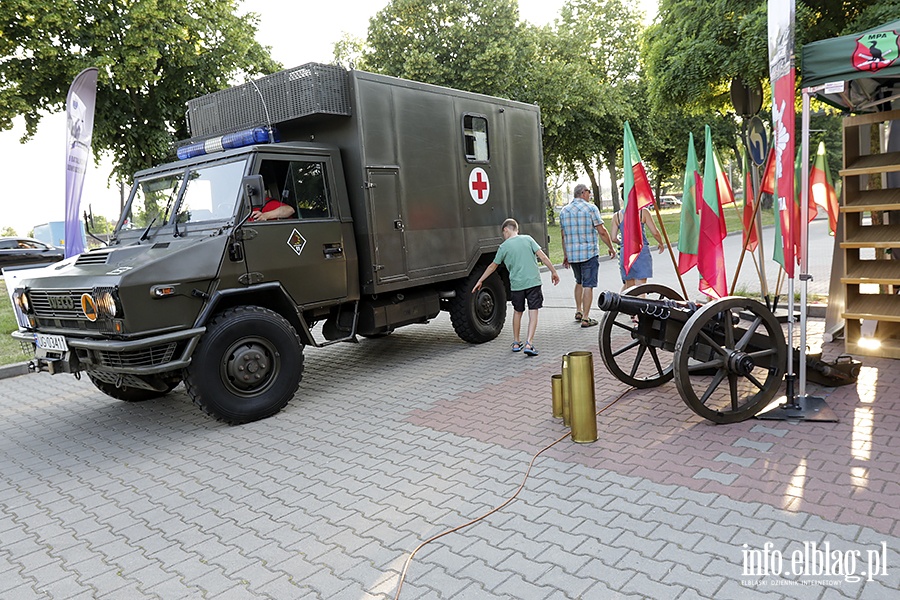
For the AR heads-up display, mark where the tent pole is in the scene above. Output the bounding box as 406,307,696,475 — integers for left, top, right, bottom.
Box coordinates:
758,87,838,422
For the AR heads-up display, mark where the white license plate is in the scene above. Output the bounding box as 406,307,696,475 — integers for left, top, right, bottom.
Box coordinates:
35,333,68,352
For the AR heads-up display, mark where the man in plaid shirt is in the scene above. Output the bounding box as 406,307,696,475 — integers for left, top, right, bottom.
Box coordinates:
559,183,616,328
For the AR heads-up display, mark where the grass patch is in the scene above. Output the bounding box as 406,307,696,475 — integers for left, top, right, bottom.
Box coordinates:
730,283,826,304
546,204,775,266
0,279,32,367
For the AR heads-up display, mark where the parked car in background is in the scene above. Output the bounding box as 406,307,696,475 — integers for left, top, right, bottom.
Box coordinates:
659,195,682,207
0,237,65,270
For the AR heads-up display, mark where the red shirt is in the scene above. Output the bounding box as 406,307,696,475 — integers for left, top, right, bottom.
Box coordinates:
250,198,288,221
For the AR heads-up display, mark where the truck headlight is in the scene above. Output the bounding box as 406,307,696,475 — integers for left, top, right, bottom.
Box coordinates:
96,290,118,318
13,289,31,313
83,288,121,320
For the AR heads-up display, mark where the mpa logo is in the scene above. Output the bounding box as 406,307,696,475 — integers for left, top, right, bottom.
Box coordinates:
853,30,899,73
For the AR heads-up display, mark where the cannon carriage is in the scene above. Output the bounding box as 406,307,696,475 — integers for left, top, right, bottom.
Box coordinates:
596,283,787,423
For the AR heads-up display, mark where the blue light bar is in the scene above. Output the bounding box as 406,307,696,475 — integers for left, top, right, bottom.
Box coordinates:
177,127,275,160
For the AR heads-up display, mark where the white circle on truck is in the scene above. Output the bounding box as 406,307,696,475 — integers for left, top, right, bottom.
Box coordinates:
468,168,490,205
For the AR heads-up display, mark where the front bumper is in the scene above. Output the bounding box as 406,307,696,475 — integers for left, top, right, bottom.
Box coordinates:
12,327,206,376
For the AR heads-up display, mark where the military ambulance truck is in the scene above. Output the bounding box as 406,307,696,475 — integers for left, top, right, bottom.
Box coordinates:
12,64,548,424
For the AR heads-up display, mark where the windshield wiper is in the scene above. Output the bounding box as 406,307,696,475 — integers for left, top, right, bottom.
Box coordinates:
139,212,159,242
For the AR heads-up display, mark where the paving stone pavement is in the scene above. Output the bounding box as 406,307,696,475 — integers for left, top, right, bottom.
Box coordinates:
1,283,898,599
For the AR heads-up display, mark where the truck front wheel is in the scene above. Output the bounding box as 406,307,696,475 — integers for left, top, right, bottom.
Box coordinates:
185,306,304,424
449,269,507,343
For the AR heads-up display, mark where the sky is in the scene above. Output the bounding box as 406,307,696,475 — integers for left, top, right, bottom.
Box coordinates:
0,0,656,238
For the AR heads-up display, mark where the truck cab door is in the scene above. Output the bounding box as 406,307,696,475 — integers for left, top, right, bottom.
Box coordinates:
240,156,349,305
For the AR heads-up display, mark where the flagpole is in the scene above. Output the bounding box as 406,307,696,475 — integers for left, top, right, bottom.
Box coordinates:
731,178,762,295
651,201,689,300
799,89,811,400
729,173,768,295
759,86,837,422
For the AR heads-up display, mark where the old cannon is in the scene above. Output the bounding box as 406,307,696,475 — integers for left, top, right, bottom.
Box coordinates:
596,283,787,424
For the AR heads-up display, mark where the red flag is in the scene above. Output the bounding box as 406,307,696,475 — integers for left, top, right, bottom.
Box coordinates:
810,141,839,235
622,122,655,276
792,151,819,264
769,0,796,277
699,125,729,299
759,149,776,195
741,151,759,252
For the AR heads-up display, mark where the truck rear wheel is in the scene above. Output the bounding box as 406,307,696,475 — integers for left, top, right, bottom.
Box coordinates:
87,373,180,402
449,269,507,343
185,306,304,424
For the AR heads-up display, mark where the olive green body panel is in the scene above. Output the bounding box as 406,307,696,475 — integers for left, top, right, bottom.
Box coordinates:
278,70,548,295
19,235,229,337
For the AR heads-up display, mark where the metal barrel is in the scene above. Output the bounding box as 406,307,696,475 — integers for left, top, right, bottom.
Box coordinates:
561,355,572,427
551,374,563,419
567,351,597,443
596,290,697,321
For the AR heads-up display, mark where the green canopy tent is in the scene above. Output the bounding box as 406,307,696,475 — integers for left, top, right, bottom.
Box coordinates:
780,19,900,414
802,19,900,113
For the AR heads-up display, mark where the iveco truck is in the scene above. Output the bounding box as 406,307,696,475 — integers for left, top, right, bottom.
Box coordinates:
12,63,547,423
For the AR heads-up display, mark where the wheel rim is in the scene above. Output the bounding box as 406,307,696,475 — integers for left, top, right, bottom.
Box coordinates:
474,288,497,325
673,297,786,423
220,336,280,397
598,283,682,388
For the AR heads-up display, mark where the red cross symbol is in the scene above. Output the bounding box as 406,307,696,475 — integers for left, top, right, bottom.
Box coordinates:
471,171,488,199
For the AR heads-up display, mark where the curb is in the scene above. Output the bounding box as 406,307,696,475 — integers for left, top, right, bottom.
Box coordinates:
0,361,30,380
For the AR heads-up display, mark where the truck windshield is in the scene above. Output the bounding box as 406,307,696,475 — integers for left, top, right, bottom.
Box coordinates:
118,158,247,235
176,160,247,224
119,173,184,232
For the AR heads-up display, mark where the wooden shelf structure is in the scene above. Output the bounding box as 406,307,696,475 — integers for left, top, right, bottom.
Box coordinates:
840,108,900,358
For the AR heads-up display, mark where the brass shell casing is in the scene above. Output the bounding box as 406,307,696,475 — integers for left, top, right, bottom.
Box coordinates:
566,351,597,443
551,374,563,419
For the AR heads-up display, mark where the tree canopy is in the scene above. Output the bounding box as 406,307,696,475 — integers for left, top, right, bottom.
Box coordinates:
0,0,280,179
643,0,900,115
361,0,526,99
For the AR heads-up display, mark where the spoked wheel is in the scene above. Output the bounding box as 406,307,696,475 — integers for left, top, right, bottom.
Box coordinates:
598,283,683,388
673,297,786,424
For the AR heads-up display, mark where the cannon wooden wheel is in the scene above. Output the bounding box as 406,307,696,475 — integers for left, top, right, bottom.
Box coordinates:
598,283,683,389
673,297,786,424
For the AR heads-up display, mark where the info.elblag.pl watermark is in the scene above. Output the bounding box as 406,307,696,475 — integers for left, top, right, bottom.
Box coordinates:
741,541,890,587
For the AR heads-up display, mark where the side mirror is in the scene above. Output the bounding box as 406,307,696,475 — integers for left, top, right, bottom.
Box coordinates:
242,175,265,211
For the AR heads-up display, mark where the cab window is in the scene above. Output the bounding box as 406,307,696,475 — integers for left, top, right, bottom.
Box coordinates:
259,158,332,220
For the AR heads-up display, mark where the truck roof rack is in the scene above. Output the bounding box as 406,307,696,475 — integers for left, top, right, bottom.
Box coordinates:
185,63,352,139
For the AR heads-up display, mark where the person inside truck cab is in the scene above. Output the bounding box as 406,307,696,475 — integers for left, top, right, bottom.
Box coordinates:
249,182,296,222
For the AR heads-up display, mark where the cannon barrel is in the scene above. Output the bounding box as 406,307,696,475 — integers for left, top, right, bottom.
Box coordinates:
597,290,699,322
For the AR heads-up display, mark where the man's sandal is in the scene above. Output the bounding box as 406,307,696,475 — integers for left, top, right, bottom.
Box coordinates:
511,341,524,352
523,342,538,356
574,311,583,322
581,317,599,328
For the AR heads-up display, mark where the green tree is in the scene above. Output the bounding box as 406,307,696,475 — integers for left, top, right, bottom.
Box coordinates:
1,227,17,237
0,0,280,179
644,0,900,116
361,0,527,99
548,0,647,211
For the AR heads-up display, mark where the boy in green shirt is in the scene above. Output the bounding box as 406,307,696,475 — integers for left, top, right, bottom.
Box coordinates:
473,218,559,356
